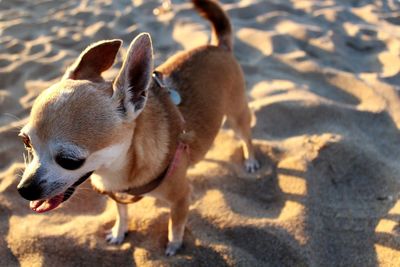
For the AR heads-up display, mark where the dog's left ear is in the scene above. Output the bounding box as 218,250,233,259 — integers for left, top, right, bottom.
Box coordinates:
113,33,153,119
63,39,122,81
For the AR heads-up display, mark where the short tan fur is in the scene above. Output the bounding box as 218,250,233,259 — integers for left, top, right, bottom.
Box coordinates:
18,0,260,256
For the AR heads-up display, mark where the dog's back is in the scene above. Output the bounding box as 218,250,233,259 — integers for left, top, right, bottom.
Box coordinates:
157,0,247,163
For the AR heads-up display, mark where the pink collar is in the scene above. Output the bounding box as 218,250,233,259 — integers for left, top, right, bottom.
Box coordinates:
165,141,189,178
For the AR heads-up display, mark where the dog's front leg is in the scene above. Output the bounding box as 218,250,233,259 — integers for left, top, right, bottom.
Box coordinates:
106,201,128,244
165,192,190,256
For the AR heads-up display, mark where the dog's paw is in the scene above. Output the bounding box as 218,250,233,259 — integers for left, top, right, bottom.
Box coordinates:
165,241,182,256
244,158,260,173
105,229,127,245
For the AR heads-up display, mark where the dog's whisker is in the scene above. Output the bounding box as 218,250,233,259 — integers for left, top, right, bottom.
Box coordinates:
2,113,23,122
22,153,27,167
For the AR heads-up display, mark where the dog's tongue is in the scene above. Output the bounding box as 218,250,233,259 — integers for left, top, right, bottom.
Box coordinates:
30,194,64,213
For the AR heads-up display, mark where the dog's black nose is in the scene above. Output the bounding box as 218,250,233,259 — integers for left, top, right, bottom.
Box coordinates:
17,179,42,200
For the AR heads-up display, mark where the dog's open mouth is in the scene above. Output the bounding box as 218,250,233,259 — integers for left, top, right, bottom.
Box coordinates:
30,171,93,213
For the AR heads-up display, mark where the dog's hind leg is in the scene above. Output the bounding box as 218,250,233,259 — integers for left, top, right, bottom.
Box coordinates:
165,188,191,256
106,201,129,244
161,160,192,256
226,103,260,173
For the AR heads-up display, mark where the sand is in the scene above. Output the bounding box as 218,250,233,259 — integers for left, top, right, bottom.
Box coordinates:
1,0,400,266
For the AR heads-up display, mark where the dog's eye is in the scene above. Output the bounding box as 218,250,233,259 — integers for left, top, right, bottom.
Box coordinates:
19,133,32,149
55,155,85,170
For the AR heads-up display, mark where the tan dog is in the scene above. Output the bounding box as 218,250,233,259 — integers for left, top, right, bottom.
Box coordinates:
17,0,259,256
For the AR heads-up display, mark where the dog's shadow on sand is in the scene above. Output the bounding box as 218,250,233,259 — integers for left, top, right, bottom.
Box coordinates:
248,96,400,266
100,209,307,266
304,139,400,266
119,211,231,266
185,211,307,266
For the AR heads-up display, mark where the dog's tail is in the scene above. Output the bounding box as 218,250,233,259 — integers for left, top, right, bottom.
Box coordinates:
192,0,233,52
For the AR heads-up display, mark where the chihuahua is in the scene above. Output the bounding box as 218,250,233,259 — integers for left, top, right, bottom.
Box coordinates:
17,0,260,256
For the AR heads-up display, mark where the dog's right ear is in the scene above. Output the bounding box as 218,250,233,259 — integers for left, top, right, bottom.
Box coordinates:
63,39,122,81
112,33,153,120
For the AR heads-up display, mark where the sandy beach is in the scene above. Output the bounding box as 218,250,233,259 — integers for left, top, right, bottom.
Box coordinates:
1,0,400,266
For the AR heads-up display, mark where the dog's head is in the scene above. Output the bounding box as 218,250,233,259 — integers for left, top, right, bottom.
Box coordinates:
17,33,154,212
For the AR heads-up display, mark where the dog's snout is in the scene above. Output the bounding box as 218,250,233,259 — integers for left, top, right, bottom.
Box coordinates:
17,179,43,201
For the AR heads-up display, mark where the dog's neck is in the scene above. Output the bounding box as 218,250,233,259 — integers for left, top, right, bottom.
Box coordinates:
124,79,184,188
91,76,184,193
